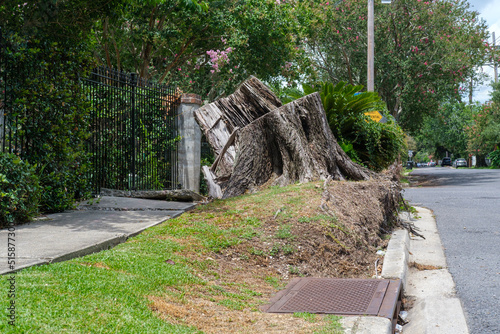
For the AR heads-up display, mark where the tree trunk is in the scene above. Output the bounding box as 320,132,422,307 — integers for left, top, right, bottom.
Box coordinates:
195,76,282,176
195,77,373,199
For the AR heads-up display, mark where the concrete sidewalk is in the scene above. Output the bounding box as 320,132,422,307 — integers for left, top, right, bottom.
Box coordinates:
0,196,196,275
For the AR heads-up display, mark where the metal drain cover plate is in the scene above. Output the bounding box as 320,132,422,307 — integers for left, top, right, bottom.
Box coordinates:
263,278,401,318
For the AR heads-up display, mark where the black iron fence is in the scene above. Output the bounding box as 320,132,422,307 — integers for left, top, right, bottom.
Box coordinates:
1,26,180,193
83,67,180,194
0,28,19,156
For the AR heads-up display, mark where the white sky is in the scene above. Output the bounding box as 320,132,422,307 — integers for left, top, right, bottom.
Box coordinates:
466,0,500,102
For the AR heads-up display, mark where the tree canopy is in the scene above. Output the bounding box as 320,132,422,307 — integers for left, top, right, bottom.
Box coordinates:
415,101,475,159
303,0,490,133
93,0,307,100
0,0,122,211
465,82,500,158
2,0,497,177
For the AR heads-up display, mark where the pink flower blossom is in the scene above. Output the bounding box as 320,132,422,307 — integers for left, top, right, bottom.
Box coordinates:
207,48,233,72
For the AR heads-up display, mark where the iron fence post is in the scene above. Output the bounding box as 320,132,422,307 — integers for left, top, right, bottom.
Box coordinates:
130,72,137,190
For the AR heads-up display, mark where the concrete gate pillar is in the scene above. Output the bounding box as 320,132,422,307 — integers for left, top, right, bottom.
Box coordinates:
177,94,202,193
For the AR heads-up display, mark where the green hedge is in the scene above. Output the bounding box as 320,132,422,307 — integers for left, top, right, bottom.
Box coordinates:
0,153,41,226
3,33,93,212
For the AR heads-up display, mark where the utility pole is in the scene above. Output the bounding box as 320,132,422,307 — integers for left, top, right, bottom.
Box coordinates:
367,0,390,92
494,32,498,83
367,0,375,92
469,76,473,104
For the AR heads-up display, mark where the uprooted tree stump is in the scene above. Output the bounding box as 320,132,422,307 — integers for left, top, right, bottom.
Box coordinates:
195,76,375,199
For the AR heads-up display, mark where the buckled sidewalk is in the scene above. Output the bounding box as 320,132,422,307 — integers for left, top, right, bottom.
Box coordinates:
0,196,196,275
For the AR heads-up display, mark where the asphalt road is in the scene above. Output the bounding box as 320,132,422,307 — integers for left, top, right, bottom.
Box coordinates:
404,167,500,334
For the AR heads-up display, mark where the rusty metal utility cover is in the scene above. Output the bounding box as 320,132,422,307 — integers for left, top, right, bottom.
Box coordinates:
263,278,401,319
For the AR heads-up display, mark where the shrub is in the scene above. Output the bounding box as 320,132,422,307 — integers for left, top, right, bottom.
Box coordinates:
339,140,362,165
0,153,41,226
2,33,93,212
353,118,406,171
489,150,500,167
302,81,406,171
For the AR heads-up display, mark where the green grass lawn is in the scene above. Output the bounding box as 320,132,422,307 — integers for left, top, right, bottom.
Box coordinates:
1,183,344,333
1,229,202,333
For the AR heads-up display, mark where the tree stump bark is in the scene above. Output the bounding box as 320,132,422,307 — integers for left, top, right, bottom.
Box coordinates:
195,77,374,199
195,76,282,176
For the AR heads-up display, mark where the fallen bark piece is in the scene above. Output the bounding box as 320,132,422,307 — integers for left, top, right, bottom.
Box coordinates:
100,188,206,202
201,166,223,199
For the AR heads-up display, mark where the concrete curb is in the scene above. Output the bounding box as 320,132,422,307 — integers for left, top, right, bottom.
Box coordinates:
381,229,410,290
339,205,470,334
340,316,393,334
399,207,469,334
339,228,410,334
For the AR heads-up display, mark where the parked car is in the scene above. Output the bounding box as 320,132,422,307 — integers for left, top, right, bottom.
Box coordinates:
453,158,467,168
428,161,436,167
441,157,452,167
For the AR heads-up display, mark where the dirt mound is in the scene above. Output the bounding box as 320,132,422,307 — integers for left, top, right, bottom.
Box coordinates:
215,178,400,279
148,173,401,333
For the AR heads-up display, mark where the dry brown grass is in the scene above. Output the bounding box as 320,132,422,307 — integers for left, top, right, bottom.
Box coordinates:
410,262,443,271
145,177,401,333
